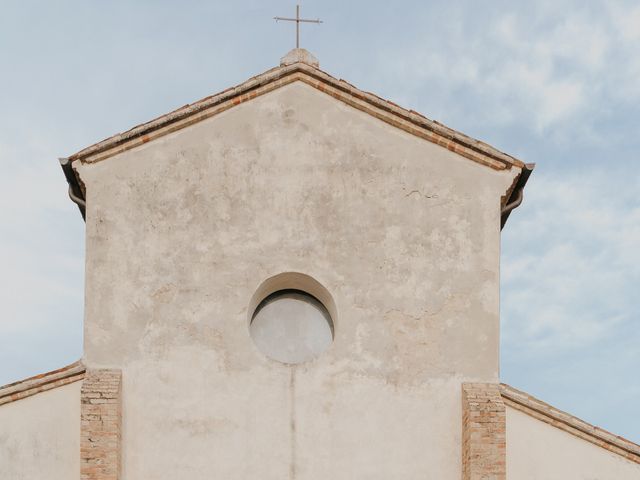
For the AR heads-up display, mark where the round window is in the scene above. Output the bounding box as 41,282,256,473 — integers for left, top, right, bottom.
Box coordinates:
250,289,334,364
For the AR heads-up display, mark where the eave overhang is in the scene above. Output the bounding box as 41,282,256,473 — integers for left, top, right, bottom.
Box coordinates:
60,62,533,227
0,361,85,406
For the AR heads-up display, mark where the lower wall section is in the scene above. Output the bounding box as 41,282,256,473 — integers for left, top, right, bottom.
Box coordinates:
462,383,506,480
121,356,468,480
0,381,81,480
81,369,122,480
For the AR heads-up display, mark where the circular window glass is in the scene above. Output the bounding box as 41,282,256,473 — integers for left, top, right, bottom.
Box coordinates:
250,289,334,364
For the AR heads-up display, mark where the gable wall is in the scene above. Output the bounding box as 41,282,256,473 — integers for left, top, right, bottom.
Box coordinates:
506,405,640,479
76,81,519,479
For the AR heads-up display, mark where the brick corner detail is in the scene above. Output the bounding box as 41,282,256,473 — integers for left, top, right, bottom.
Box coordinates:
462,382,506,480
81,368,122,480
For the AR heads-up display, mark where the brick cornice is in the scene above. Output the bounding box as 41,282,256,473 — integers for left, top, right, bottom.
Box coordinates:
500,383,640,465
0,361,85,406
66,63,525,173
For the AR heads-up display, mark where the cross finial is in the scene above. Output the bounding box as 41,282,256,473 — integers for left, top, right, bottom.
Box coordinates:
274,4,322,49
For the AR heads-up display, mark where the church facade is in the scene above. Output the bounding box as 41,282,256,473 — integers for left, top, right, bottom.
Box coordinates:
1,49,638,480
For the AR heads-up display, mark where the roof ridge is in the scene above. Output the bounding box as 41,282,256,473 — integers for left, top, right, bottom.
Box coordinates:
0,361,85,406
500,383,640,464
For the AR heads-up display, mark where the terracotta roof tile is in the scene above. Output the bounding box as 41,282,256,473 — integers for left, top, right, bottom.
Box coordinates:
0,361,85,406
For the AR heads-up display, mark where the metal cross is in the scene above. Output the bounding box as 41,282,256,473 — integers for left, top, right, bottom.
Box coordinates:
274,4,322,49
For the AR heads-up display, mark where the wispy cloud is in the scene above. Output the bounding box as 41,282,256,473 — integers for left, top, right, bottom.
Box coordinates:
370,1,639,141
501,167,640,439
503,168,640,350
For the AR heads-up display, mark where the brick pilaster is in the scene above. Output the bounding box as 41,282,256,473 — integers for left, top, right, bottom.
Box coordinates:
462,383,506,480
81,369,122,480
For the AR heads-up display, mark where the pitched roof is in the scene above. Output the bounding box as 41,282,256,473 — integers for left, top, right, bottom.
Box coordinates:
0,361,85,406
60,57,533,224
67,62,526,170
501,383,640,464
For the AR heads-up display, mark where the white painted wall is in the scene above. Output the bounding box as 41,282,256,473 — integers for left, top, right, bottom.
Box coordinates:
76,81,519,479
0,382,81,480
506,405,640,479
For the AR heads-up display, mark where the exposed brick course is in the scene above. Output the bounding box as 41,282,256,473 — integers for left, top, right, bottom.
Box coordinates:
462,383,506,480
67,63,524,172
81,369,122,480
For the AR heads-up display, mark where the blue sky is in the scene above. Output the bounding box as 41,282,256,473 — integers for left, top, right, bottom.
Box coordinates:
1,1,638,441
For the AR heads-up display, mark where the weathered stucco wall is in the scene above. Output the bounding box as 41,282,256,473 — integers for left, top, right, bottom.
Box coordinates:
76,81,518,479
0,382,81,480
506,405,640,479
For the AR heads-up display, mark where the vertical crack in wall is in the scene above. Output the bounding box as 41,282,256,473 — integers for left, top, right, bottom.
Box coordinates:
289,366,297,480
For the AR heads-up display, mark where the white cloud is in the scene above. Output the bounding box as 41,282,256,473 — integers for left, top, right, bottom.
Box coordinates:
373,1,638,138
609,3,640,41
502,168,640,354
